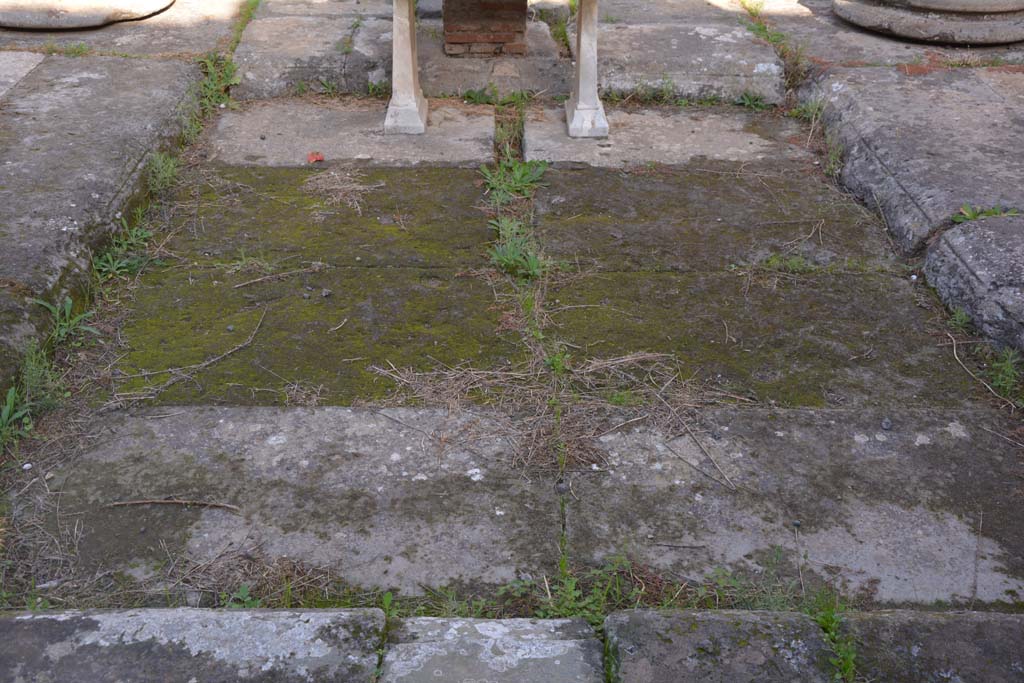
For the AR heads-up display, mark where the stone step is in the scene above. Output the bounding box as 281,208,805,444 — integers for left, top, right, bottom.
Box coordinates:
12,405,1023,605
3,608,1022,682
606,609,1024,682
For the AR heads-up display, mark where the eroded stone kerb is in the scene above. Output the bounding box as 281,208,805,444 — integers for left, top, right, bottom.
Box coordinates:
833,0,1024,45
804,67,1024,254
0,0,175,29
0,609,384,682
925,215,1024,350
382,618,605,682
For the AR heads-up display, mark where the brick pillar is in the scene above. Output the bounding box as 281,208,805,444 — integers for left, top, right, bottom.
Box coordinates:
443,0,528,57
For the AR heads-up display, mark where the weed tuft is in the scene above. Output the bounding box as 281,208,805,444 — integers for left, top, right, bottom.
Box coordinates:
146,152,179,194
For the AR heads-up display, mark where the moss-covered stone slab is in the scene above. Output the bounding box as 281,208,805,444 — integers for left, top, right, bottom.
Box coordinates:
547,271,973,407
118,265,516,404
43,407,562,595
535,163,891,272
169,166,492,269
567,408,1024,605
0,609,384,683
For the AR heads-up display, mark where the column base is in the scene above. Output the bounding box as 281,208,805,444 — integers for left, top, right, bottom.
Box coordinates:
566,97,609,138
384,93,429,135
833,0,1024,45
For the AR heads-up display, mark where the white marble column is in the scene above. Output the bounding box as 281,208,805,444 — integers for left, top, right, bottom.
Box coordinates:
566,0,609,138
385,0,428,135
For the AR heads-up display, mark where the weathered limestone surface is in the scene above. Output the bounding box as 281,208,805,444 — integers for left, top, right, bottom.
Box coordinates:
606,610,832,682
16,406,1024,604
833,0,1024,45
846,610,1024,682
381,618,605,682
0,56,198,389
208,99,494,166
0,609,384,682
525,106,812,167
0,50,42,99
926,215,1024,349
0,0,246,58
580,22,785,104
0,0,174,30
805,66,1024,254
754,0,1024,66
605,609,1024,682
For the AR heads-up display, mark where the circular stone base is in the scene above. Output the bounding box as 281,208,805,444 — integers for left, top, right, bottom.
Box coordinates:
0,0,175,30
833,0,1024,44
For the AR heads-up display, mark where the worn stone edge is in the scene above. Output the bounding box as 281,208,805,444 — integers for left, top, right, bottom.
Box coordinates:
0,63,202,395
924,220,1024,350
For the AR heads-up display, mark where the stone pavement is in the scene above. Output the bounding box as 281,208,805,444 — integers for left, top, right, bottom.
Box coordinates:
3,608,1022,681
1,0,1024,680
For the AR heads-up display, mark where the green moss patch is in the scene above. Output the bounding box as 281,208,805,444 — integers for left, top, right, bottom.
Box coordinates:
535,162,891,272
117,266,518,404
548,271,975,407
171,166,492,269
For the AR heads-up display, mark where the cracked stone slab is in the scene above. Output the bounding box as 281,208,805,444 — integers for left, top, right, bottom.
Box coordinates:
380,618,604,682
846,610,1024,682
26,408,561,595
566,407,1024,604
580,22,785,104
605,610,832,682
524,106,811,167
0,0,246,57
208,99,494,166
234,13,567,99
806,66,1024,254
925,215,1024,349
0,609,384,682
0,50,42,99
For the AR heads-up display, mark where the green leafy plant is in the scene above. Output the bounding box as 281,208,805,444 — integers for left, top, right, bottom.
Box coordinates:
0,387,31,448
812,598,858,683
480,158,548,206
947,307,972,333
990,349,1021,399
367,80,390,98
544,350,571,375
736,92,770,110
221,584,261,608
952,204,1020,224
197,53,241,116
32,297,100,347
789,99,824,122
486,217,546,281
